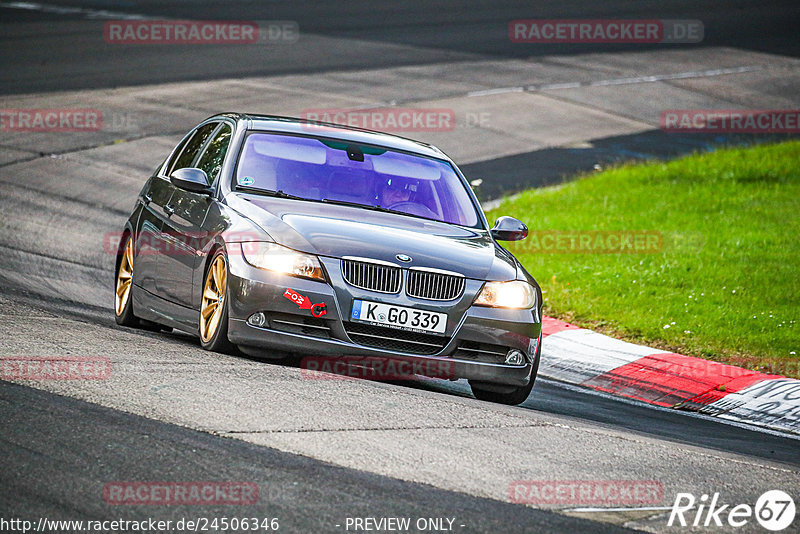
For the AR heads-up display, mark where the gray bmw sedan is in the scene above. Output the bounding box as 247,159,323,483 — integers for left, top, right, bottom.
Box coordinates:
114,113,542,405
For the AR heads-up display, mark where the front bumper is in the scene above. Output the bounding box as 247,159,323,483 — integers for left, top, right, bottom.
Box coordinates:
225,250,541,387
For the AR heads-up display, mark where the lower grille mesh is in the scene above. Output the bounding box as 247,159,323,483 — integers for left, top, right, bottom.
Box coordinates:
344,322,448,355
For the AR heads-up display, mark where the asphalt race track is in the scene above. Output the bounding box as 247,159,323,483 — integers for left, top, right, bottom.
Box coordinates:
1,2,799,533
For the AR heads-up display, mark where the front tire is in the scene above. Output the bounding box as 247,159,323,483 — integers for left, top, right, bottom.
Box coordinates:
237,345,292,362
199,250,235,353
469,342,540,405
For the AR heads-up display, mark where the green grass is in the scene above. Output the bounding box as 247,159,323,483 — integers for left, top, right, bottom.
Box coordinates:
487,141,800,377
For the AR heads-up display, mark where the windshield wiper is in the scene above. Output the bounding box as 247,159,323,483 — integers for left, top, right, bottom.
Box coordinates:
237,189,410,217
236,186,307,201
320,198,396,213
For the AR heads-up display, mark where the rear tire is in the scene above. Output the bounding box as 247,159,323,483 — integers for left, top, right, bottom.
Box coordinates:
114,235,140,327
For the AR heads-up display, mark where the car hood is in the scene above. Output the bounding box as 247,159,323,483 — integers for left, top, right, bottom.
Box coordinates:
227,194,518,281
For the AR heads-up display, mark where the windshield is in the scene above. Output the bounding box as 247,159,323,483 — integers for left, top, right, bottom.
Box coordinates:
234,132,480,227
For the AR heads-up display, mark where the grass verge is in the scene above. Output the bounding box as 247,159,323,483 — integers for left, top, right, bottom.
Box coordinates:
487,140,800,377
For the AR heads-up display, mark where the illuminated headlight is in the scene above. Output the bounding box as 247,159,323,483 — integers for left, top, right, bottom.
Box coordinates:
473,280,535,309
241,242,325,281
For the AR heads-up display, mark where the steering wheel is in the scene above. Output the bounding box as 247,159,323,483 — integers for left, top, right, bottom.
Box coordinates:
387,201,438,219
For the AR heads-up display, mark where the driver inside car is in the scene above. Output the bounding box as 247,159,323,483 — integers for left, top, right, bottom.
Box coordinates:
378,176,419,208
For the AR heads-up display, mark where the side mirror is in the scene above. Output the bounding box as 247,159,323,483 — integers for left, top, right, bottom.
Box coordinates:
170,168,213,195
491,216,528,241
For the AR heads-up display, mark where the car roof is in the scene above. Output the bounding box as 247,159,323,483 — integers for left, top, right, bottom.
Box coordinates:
215,112,449,161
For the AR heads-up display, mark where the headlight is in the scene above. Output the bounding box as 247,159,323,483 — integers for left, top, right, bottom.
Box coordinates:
241,242,325,281
473,280,535,309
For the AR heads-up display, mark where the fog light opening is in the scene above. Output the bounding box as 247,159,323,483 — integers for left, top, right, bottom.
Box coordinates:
248,312,267,327
505,349,526,366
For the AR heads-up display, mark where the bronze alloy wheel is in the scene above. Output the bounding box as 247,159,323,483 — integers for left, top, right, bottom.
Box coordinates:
200,254,227,343
115,237,134,317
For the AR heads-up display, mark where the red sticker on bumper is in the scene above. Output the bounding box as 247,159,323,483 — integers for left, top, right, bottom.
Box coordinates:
283,288,327,318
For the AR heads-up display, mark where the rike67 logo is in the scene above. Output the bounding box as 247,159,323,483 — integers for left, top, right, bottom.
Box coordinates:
668,490,795,531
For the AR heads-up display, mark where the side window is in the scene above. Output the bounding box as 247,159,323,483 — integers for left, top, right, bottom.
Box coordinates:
163,133,191,176
195,124,232,184
168,122,218,175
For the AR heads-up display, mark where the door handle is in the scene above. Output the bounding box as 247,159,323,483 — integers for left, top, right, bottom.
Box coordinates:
164,204,175,217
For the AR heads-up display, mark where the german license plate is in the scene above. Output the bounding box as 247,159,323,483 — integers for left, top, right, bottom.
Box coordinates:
351,300,447,334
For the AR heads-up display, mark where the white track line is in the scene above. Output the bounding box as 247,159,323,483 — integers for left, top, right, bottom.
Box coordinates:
565,506,674,513
467,65,763,97
0,1,147,19
3,1,767,104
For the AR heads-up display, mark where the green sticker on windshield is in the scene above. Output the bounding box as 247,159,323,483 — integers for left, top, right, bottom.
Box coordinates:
238,176,255,186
